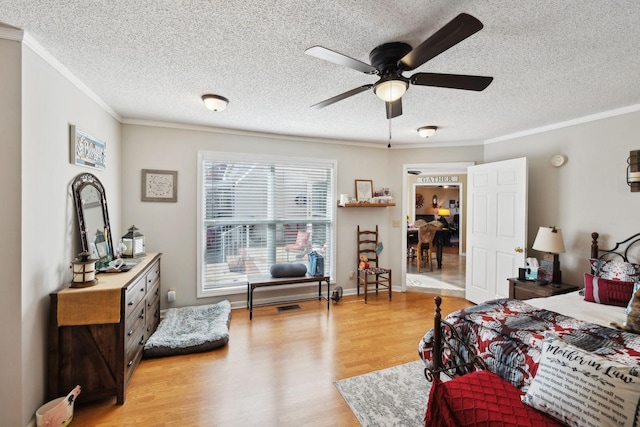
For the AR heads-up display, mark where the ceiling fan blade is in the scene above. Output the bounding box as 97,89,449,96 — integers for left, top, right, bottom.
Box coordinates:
411,72,493,91
305,46,377,74
399,13,484,71
311,85,373,109
386,98,402,119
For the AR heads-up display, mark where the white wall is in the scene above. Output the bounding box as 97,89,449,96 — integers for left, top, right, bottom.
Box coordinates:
121,124,405,307
484,111,640,287
0,34,24,427
3,38,122,425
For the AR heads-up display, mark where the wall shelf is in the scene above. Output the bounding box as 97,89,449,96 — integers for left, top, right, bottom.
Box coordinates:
337,202,396,208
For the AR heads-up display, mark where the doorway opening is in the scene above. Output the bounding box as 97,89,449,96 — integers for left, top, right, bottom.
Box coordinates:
402,162,473,295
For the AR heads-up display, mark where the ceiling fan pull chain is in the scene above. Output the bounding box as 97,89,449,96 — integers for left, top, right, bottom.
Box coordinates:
388,119,392,148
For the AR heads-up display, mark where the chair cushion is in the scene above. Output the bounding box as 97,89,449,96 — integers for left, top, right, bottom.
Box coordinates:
424,371,564,427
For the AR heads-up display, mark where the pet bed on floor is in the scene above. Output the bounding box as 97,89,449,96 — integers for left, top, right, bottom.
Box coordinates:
144,300,231,358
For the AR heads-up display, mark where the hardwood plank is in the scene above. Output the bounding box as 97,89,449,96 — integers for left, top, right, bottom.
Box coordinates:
70,292,473,426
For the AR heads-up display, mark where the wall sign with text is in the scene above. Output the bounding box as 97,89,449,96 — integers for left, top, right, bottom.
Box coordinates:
69,125,106,170
417,176,459,183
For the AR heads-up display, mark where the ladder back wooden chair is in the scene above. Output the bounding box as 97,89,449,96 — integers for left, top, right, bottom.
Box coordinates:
357,225,392,303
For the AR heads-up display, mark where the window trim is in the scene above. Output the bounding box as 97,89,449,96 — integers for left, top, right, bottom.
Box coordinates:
196,150,337,298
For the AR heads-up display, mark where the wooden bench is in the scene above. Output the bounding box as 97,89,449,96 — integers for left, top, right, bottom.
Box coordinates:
247,274,330,320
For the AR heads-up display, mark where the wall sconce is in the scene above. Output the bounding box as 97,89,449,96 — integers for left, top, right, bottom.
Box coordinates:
202,94,229,112
532,226,566,284
70,251,97,288
417,126,437,138
627,150,640,192
122,225,146,258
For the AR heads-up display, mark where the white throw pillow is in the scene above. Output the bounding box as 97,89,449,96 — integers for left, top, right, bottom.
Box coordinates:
522,334,640,427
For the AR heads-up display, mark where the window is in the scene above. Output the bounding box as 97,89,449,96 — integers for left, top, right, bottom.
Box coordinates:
197,152,336,297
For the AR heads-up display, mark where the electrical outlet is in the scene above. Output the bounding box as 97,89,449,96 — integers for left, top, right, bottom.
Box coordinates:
392,220,401,227
348,270,355,279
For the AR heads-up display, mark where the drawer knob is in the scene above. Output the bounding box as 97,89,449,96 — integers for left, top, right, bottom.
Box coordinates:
139,337,145,345
128,360,133,367
128,301,134,306
127,329,133,336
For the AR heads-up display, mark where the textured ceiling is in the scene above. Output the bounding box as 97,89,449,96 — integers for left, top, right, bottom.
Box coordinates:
2,1,640,147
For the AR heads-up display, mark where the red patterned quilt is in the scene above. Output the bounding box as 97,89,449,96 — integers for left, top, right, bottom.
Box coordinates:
418,298,640,390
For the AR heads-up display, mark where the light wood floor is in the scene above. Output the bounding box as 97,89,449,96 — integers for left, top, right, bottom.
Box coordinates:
71,292,473,426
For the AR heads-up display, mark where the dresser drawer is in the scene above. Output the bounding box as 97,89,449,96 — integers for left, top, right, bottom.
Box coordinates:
146,261,160,287
125,303,145,350
146,281,161,333
125,327,145,380
124,276,146,319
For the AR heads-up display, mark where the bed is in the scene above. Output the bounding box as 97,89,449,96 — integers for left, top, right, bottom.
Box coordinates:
419,232,640,426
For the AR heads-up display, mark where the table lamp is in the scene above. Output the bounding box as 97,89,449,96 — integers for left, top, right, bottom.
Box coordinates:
437,208,450,218
532,226,565,284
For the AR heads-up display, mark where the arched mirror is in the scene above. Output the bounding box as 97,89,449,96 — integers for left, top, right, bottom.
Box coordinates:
72,173,114,267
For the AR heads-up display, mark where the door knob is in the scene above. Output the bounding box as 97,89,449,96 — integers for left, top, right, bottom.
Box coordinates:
514,247,524,253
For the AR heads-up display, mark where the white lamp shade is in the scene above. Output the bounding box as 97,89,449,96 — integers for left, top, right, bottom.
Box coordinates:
374,80,408,102
532,226,566,254
202,94,229,112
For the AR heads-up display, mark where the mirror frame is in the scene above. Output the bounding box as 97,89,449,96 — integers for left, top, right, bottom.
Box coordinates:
71,173,114,266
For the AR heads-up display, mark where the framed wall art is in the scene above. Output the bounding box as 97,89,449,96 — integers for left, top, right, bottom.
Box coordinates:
355,179,373,201
69,125,106,170
141,169,178,202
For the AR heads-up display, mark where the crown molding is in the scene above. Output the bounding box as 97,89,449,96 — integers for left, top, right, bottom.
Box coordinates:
20,31,121,122
484,104,640,144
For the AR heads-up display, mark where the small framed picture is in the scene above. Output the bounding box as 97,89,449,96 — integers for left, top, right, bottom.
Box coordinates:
142,169,178,202
355,179,373,201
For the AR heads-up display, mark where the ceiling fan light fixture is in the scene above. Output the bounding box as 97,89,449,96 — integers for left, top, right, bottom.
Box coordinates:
202,94,229,112
374,79,408,102
417,126,438,138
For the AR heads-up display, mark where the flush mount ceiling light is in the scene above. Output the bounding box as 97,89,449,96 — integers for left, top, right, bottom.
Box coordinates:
373,78,408,102
417,126,438,138
202,94,229,112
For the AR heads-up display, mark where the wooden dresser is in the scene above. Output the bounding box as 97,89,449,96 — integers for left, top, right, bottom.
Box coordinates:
48,253,161,404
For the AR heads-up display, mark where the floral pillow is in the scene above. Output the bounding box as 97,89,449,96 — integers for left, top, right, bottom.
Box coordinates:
589,258,640,282
583,273,636,307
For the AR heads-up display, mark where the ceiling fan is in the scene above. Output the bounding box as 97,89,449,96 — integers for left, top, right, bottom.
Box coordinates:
305,13,493,119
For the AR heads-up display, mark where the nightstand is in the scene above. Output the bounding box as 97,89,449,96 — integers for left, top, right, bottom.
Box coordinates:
508,277,579,300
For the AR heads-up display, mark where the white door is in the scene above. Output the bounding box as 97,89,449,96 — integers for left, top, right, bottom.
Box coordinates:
465,157,528,304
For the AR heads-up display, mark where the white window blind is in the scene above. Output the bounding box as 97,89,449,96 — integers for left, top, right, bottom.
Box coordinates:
197,152,335,296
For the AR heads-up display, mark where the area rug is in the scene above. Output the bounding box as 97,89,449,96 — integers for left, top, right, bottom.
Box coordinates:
335,360,430,427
